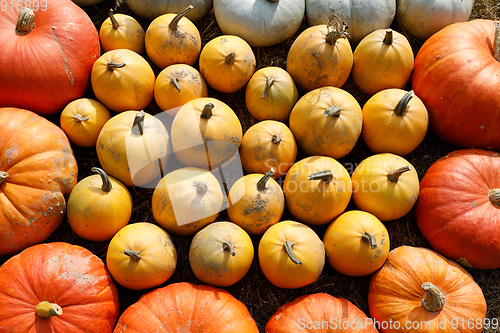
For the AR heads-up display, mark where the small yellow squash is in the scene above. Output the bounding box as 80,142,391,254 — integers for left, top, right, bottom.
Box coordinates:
99,9,146,54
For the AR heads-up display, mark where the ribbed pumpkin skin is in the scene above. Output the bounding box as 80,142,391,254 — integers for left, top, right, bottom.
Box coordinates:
113,282,259,333
368,246,486,333
0,108,78,256
412,19,500,150
0,242,120,332
415,149,500,269
0,0,100,115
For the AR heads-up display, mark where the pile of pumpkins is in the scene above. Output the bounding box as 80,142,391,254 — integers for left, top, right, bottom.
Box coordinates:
0,0,499,331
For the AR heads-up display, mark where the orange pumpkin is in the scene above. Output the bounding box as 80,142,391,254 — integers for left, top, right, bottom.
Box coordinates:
289,86,362,159
199,35,256,93
106,222,177,290
239,120,297,179
227,169,285,235
283,156,352,225
0,108,78,256
99,9,145,54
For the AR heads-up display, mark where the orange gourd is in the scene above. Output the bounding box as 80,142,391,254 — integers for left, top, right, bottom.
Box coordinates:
99,9,146,54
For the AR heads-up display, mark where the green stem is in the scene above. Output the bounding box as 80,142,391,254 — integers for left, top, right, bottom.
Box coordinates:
262,77,275,98
124,249,141,261
394,90,415,117
106,61,126,71
307,170,333,182
324,105,341,117
171,75,181,93
284,240,302,265
361,232,377,250
257,168,275,190
91,167,112,192
225,52,236,65
387,166,411,182
169,5,193,32
383,29,393,45
109,9,120,30
200,103,214,119
132,110,145,136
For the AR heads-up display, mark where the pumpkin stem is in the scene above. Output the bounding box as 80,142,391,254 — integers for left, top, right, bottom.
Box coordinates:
383,28,393,45
91,167,112,192
387,166,411,182
171,75,182,93
307,170,334,182
109,9,120,30
325,14,349,45
488,189,500,207
193,181,208,195
36,301,63,319
200,103,214,119
262,77,275,98
271,134,281,144
225,52,237,65
257,168,275,190
284,240,302,265
169,5,193,32
106,61,126,71
394,90,415,117
223,241,236,256
421,282,445,312
361,232,377,250
73,114,90,122
124,249,142,261
15,7,35,35
324,105,342,117
132,110,145,136
0,171,8,186
494,22,500,62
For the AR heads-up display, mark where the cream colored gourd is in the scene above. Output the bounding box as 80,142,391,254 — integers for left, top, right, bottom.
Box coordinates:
123,0,213,22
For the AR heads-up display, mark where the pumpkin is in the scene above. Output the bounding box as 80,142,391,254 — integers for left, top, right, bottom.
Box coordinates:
227,169,285,235
361,89,429,156
106,222,177,290
258,220,325,289
323,210,390,276
351,153,419,221
0,242,120,332
396,0,474,41
189,221,254,287
305,0,396,45
289,86,362,159
123,0,213,22
368,246,487,333
113,282,259,332
245,66,299,122
199,35,256,93
213,0,305,47
145,6,201,70
99,9,145,54
266,293,379,332
96,110,171,187
60,98,111,148
152,167,224,236
412,19,500,150
67,167,132,242
287,15,353,92
284,156,352,226
415,149,500,269
91,49,155,113
154,64,208,116
0,2,100,115
239,120,298,179
352,28,414,95
0,108,78,256
171,97,243,170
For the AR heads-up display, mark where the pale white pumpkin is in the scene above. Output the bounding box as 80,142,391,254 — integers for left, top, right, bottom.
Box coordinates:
213,0,305,48
305,0,396,45
124,0,213,22
396,0,474,41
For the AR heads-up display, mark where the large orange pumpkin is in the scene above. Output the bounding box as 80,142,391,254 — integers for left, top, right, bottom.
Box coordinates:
113,282,259,332
0,242,120,332
0,108,78,256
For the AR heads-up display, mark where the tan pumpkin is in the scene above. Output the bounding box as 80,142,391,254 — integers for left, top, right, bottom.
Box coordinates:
99,9,146,54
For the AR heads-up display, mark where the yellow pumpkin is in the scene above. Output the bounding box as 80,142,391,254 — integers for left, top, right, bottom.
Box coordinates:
60,98,111,148
227,169,285,236
245,66,299,122
239,120,297,179
283,156,352,225
99,9,146,54
351,153,420,221
199,35,256,93
258,220,325,289
289,86,362,159
67,167,132,241
96,110,171,187
352,28,414,95
361,89,429,156
171,97,243,170
323,210,390,277
106,222,177,290
189,221,254,287
145,6,201,69
91,49,155,113
154,64,208,116
152,167,224,236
